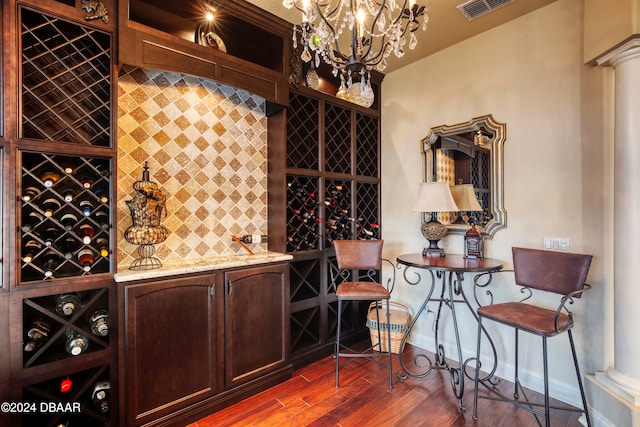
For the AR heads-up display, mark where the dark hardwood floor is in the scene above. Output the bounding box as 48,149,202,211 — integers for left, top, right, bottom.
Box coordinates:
189,344,584,426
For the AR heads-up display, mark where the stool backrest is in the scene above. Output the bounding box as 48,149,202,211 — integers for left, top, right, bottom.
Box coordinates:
334,240,383,271
512,247,592,296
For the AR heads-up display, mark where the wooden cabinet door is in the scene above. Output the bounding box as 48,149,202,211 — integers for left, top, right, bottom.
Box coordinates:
124,273,219,426
224,263,289,388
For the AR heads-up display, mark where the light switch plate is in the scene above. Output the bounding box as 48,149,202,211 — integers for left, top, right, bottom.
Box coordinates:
543,237,570,252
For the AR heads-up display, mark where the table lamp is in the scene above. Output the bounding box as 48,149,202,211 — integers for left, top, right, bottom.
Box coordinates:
411,182,459,257
450,184,482,225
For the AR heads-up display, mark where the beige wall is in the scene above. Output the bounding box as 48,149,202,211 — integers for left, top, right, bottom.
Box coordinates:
381,0,610,406
584,0,640,62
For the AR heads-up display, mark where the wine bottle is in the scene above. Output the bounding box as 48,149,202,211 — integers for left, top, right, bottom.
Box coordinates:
21,186,41,202
24,317,52,352
42,197,62,217
89,309,109,336
60,212,78,231
93,187,109,203
78,175,93,189
95,210,109,230
22,211,44,233
43,227,60,247
239,234,268,244
56,293,82,316
77,248,94,272
96,237,109,257
60,237,77,260
60,376,73,393
96,163,110,176
80,200,94,217
65,329,89,356
40,171,60,188
22,239,42,263
41,252,60,278
92,380,110,414
61,188,76,203
80,224,94,244
61,162,75,174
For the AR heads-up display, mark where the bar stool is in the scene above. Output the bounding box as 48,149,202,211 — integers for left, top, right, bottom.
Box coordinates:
333,239,394,388
473,247,593,426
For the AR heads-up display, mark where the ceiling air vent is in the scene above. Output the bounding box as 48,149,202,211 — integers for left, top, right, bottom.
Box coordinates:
457,0,517,21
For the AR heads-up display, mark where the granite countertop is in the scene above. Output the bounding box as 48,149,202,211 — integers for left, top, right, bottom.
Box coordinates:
113,251,293,283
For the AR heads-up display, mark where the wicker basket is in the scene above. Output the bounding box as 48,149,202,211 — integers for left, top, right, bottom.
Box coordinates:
366,301,411,354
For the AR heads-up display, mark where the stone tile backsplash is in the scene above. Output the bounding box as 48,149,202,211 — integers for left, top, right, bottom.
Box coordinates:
116,65,268,271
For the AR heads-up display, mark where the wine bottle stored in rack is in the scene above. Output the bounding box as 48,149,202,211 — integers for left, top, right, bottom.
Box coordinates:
23,318,52,352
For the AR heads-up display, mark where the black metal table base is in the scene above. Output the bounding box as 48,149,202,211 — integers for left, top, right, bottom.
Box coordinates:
395,255,503,413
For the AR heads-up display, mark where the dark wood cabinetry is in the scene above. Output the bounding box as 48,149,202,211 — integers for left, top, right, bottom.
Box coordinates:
224,264,289,389
123,273,220,426
118,0,292,104
120,262,291,427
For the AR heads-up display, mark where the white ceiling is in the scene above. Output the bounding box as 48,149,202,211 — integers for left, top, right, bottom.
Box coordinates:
246,0,557,73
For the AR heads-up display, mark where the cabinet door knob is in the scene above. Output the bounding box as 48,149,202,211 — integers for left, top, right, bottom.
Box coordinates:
227,281,233,295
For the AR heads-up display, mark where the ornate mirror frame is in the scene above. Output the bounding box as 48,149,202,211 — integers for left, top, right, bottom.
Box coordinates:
421,114,507,237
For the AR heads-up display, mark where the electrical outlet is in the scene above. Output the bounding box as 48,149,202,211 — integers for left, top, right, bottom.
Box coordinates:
543,237,570,252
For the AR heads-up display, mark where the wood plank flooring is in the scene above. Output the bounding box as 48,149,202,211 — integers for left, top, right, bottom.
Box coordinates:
189,344,584,426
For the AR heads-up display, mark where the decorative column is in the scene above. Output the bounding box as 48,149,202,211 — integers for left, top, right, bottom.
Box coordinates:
594,41,640,409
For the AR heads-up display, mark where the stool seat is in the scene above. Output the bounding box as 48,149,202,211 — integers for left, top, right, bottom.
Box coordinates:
477,302,571,336
336,281,391,300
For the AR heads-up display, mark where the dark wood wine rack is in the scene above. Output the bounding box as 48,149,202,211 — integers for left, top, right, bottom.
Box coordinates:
21,7,111,147
272,90,382,367
22,364,111,427
20,151,112,283
4,5,117,427
22,288,110,368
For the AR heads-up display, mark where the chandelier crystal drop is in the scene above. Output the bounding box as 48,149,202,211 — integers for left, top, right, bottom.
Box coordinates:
284,0,428,107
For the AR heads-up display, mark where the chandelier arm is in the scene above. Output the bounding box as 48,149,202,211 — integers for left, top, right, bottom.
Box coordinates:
361,0,417,65
359,0,389,62
313,0,353,64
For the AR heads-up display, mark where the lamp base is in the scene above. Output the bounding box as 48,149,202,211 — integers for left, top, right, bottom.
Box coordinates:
421,219,448,257
422,246,446,257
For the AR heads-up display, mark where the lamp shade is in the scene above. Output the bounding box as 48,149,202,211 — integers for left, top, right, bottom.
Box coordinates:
450,184,482,212
411,182,459,213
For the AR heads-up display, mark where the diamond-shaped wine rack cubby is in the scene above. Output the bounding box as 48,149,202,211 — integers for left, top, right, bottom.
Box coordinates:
22,364,111,426
22,288,110,368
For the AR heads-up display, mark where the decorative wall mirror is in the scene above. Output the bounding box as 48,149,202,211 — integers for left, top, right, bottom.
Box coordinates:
421,114,506,237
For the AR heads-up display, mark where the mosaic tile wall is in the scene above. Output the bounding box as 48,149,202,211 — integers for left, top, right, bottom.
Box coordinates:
116,65,268,271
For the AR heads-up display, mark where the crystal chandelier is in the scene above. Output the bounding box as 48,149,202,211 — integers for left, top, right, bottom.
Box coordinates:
283,0,428,107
